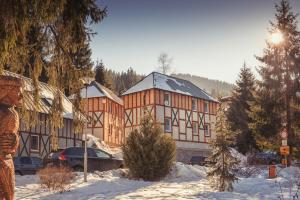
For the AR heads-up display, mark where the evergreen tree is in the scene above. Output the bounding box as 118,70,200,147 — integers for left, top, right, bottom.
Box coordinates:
104,69,115,91
226,63,257,154
94,60,106,85
250,0,300,155
0,0,106,149
208,105,238,192
122,109,176,181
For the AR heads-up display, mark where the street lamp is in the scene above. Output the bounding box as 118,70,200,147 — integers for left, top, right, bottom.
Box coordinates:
80,77,92,182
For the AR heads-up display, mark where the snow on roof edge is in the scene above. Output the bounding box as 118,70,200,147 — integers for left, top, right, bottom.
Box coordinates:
122,71,218,103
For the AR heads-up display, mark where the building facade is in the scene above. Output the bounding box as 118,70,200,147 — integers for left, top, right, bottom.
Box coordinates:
4,71,83,158
75,81,124,146
122,72,219,162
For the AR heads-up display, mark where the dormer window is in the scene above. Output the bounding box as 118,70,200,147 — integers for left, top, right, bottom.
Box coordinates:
164,92,170,106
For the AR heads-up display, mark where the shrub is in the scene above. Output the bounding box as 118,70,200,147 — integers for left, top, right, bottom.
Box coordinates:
122,109,176,181
37,166,75,193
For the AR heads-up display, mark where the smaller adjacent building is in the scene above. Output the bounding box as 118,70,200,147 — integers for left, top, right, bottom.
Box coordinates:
122,72,219,162
73,81,124,146
3,70,83,158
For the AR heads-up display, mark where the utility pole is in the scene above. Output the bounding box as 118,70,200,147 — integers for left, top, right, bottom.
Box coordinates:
80,78,91,182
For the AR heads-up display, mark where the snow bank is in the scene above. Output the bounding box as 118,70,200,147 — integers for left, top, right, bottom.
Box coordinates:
166,162,207,180
277,166,300,180
230,148,247,166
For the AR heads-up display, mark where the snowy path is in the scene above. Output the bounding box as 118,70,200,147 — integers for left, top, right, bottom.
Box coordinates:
15,164,300,200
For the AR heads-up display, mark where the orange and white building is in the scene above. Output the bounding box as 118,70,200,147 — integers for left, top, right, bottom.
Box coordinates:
73,81,124,147
121,72,219,162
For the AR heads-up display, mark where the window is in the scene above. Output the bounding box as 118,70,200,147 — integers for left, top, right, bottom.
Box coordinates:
164,118,172,132
65,147,84,156
31,157,42,165
192,122,198,134
94,149,111,158
30,135,39,151
20,157,32,165
204,124,210,137
192,99,197,111
164,92,170,106
204,102,209,113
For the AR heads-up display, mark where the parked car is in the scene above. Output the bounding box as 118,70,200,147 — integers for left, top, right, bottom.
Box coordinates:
13,156,44,175
247,152,280,165
44,149,64,167
48,147,123,172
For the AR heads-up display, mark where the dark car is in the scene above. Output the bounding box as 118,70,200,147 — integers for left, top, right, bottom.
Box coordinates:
14,156,44,175
44,149,64,167
50,147,123,172
248,152,280,165
190,156,207,166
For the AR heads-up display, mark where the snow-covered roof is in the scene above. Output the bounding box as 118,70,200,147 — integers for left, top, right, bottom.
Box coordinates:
122,72,218,102
3,70,74,119
70,81,123,106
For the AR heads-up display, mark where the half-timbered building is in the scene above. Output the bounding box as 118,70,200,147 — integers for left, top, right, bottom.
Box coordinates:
122,72,219,162
3,71,83,158
71,81,124,146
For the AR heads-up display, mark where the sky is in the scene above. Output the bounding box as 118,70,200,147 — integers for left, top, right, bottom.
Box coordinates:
90,0,300,84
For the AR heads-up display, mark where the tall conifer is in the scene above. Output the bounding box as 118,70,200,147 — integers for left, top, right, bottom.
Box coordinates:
95,60,106,86
250,0,300,155
227,63,256,154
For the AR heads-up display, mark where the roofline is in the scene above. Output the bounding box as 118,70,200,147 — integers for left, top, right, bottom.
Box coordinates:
153,71,218,102
121,72,154,95
122,71,219,103
3,70,74,104
3,70,77,118
91,81,124,105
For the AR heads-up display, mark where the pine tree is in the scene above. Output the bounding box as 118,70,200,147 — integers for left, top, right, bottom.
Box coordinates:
226,63,257,154
122,109,176,181
250,0,300,155
0,1,107,148
208,105,238,192
104,69,115,91
94,60,106,85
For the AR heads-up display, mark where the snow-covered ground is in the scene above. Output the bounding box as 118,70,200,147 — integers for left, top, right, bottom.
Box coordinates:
15,163,300,200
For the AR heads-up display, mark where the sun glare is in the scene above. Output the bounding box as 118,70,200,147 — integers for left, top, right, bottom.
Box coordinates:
270,30,284,45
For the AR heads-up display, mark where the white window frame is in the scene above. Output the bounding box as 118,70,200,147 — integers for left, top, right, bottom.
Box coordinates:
192,122,198,134
204,124,210,137
164,118,172,132
204,101,209,113
192,99,197,111
30,135,39,152
164,92,171,106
